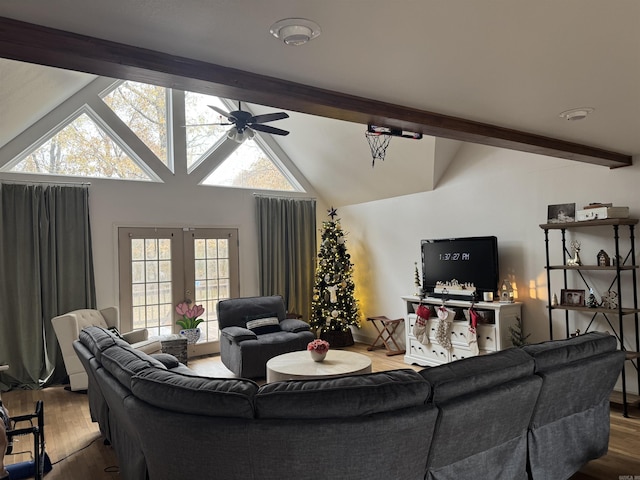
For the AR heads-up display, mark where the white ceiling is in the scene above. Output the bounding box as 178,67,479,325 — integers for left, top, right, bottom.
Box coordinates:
0,1,638,205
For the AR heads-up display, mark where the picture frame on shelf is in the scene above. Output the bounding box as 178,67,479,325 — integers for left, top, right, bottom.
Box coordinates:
547,203,576,223
560,288,585,306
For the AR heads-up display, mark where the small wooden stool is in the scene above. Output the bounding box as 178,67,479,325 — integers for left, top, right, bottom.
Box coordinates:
366,316,405,356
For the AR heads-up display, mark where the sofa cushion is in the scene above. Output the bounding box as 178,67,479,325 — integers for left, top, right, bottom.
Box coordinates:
522,331,617,372
255,369,430,419
100,344,167,390
131,368,259,419
419,348,535,404
246,313,281,334
79,325,127,360
217,295,287,329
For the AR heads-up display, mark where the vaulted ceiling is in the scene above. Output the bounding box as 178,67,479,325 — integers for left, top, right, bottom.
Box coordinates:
0,1,638,205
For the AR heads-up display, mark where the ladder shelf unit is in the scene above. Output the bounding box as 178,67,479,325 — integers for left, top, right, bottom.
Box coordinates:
540,218,639,417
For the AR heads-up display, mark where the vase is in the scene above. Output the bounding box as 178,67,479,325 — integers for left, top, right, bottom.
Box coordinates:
180,328,201,345
309,350,327,362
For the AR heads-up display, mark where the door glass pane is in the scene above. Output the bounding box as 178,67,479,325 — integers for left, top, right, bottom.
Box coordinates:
191,237,232,344
130,237,174,337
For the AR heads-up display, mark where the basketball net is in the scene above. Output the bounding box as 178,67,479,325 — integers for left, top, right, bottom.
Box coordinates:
365,131,391,167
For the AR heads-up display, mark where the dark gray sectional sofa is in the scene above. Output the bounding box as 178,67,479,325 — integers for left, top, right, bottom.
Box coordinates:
73,326,624,480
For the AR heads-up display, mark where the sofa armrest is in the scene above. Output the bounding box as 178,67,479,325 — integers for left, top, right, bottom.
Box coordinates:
279,318,310,333
221,326,258,343
122,328,149,344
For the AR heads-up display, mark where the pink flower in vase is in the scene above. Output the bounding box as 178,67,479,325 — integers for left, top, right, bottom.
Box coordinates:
307,339,330,354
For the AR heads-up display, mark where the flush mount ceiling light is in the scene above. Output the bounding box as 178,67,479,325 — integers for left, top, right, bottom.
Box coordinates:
269,18,321,46
559,107,595,121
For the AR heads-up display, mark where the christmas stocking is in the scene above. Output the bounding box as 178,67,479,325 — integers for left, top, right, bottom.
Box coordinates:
435,306,454,350
467,306,480,355
413,304,431,345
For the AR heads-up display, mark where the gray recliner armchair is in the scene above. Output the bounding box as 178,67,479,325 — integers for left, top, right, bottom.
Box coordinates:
217,295,315,378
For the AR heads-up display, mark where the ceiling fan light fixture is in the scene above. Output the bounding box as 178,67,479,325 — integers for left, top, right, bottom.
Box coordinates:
559,107,594,121
227,127,255,143
270,18,321,46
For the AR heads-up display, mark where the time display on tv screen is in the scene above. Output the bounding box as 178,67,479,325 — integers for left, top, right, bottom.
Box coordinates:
421,236,499,293
438,252,471,261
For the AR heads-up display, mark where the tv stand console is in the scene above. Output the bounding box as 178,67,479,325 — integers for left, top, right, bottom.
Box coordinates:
402,296,522,367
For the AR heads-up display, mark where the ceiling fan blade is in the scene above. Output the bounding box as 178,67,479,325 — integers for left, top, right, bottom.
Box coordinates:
183,122,233,127
249,112,289,124
208,105,235,120
250,124,290,136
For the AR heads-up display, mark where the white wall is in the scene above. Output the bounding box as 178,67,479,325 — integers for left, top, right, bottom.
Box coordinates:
339,143,640,394
89,179,261,308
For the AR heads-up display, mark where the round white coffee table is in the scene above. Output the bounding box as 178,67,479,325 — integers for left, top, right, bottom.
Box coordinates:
266,350,372,383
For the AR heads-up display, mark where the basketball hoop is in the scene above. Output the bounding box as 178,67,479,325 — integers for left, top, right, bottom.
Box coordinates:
365,131,391,167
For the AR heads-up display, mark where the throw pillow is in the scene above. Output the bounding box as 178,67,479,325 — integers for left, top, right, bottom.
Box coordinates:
245,312,281,334
107,326,124,339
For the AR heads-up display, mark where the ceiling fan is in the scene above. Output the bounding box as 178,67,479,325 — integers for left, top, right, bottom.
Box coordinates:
207,102,290,142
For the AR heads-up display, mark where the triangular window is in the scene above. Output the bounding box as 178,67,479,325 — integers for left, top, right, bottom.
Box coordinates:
8,111,152,181
184,92,230,168
202,139,298,191
102,80,170,166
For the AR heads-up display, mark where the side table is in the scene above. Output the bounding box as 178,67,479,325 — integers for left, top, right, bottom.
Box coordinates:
366,316,405,356
160,335,188,365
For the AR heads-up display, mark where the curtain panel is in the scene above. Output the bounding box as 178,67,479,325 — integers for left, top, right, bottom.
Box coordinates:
256,196,316,322
0,183,96,390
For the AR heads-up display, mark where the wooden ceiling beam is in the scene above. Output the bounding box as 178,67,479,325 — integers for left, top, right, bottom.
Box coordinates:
0,16,632,168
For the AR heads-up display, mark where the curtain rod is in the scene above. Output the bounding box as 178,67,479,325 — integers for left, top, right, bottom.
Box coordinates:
253,193,315,200
1,179,91,187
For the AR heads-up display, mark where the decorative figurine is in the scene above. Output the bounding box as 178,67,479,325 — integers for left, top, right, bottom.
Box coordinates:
414,262,422,296
499,279,515,303
597,250,610,267
551,293,559,306
567,240,582,266
601,290,618,310
586,288,598,308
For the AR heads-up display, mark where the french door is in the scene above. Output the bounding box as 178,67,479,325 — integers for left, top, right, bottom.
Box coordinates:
118,227,239,356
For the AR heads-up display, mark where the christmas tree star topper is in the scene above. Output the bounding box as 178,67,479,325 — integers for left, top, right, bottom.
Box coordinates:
328,206,338,219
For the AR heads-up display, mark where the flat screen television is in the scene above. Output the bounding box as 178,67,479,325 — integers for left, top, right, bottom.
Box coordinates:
421,236,499,298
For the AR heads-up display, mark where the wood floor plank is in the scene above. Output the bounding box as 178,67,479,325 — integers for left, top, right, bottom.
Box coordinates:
0,343,637,479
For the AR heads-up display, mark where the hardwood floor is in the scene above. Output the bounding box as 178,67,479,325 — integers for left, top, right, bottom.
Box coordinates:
1,343,638,479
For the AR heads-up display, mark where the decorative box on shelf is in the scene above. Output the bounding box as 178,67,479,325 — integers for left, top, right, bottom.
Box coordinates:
577,204,629,222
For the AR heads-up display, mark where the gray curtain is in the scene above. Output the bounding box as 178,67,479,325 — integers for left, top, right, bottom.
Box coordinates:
0,183,96,390
256,196,316,322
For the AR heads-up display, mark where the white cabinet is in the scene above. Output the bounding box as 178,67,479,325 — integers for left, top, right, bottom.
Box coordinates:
402,296,522,367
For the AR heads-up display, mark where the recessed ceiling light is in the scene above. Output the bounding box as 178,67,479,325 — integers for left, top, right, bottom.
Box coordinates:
559,107,595,121
269,18,321,46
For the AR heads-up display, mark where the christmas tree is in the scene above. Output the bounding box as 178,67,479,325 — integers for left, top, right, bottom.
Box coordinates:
310,207,360,345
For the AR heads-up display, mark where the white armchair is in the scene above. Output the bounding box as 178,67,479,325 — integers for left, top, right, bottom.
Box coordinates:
51,307,162,391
